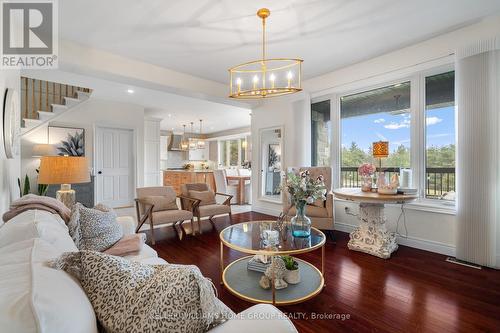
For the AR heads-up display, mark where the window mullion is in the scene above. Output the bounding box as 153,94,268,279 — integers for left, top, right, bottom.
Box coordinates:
330,96,341,189
412,73,426,197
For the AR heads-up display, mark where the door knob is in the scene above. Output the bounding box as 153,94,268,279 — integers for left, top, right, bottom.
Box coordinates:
98,171,102,174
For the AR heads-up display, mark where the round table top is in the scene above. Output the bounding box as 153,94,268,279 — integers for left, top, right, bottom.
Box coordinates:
333,187,418,204
223,256,324,305
220,221,325,255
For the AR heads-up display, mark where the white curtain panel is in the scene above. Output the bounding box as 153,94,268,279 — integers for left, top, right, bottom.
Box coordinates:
455,36,500,268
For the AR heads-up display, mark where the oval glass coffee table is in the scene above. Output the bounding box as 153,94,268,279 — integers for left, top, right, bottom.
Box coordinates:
219,221,326,305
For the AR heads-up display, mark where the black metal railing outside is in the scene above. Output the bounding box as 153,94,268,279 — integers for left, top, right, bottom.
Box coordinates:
340,166,455,198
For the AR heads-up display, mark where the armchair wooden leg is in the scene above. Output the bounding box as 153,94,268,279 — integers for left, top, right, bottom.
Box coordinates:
179,220,186,238
174,220,185,240
191,217,196,235
208,216,216,230
197,215,203,235
150,218,155,246
228,212,233,225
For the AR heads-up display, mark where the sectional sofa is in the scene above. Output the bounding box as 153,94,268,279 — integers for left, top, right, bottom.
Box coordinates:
0,210,297,333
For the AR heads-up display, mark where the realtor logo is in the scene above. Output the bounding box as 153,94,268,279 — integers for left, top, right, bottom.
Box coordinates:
1,0,58,68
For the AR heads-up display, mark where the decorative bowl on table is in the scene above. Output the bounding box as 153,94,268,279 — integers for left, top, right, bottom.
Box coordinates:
377,187,398,195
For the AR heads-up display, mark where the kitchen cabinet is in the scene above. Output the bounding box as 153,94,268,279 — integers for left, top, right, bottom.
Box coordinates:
163,170,216,195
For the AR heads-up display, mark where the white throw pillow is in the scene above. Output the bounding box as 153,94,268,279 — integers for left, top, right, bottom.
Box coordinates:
0,238,97,333
0,210,77,252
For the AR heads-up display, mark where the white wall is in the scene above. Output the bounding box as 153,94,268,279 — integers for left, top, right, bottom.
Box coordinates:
21,98,145,195
251,92,311,215
251,15,500,256
0,69,21,213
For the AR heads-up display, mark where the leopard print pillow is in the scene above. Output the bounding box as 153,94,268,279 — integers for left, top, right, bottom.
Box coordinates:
51,251,234,332
68,203,123,252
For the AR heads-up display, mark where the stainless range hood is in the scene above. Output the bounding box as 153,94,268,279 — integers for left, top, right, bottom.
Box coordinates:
167,134,184,151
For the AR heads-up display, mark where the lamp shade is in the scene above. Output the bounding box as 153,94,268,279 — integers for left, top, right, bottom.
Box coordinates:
38,156,90,184
32,144,56,157
373,141,389,158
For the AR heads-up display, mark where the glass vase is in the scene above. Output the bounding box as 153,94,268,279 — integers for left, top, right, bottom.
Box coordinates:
361,176,372,192
291,200,311,238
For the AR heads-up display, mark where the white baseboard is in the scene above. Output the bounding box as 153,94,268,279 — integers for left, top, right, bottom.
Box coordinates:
334,221,456,256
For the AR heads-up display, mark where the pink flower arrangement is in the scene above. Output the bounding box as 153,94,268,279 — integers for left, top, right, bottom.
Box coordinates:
358,163,376,177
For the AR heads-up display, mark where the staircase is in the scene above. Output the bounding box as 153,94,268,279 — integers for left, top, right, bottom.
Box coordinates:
20,77,93,136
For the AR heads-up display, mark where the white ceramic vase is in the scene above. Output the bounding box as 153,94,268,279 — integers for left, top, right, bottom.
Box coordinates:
284,268,301,284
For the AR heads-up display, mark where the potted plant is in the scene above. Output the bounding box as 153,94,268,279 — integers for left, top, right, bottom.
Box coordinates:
282,170,326,238
282,255,300,284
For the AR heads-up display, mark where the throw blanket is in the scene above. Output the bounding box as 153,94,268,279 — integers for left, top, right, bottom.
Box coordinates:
3,194,71,223
103,233,146,257
51,251,234,333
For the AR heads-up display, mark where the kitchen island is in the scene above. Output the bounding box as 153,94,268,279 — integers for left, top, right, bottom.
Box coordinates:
163,170,216,195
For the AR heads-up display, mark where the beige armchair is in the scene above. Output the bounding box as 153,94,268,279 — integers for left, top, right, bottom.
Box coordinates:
283,167,335,238
180,183,233,234
135,186,196,245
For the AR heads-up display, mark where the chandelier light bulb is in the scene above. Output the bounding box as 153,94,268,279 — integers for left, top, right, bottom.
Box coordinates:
269,73,276,89
253,75,259,90
287,71,293,87
236,77,242,93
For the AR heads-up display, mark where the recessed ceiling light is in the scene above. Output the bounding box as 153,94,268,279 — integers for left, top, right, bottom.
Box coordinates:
168,114,172,117
127,89,134,94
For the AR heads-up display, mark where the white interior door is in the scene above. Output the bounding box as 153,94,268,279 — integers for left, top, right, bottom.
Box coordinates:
95,127,134,207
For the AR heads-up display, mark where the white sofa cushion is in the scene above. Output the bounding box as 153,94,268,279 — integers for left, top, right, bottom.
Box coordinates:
0,238,97,333
208,304,298,333
0,210,77,252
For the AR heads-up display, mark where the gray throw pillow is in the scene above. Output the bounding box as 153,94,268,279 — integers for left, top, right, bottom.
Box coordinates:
69,203,123,252
51,251,234,333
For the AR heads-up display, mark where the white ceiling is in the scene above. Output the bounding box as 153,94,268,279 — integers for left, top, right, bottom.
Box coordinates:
60,0,500,83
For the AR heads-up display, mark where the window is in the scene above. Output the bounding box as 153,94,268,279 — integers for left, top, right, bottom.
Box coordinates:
311,67,456,206
218,141,227,166
218,137,249,167
229,140,239,166
339,82,411,187
241,137,247,161
311,100,331,166
425,71,455,201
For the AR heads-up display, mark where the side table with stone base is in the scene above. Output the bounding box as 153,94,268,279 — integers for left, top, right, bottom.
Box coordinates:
333,188,417,259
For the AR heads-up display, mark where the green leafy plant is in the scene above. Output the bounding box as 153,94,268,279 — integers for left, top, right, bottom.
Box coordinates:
281,170,326,206
17,169,49,197
57,131,84,156
36,169,49,196
281,256,299,271
18,174,30,197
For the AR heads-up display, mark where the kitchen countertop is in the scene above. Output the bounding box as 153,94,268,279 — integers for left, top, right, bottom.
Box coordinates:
163,169,213,173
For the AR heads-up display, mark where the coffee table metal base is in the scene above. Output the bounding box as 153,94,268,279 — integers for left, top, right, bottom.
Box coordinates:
222,256,324,306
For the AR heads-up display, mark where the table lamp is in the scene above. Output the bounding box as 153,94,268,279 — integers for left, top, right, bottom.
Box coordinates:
372,141,389,167
38,156,90,208
372,141,389,188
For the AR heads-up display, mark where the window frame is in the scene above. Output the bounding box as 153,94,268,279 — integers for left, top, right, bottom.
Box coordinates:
311,63,456,213
218,137,247,167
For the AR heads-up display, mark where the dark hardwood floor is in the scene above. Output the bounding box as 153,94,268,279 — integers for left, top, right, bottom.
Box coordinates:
144,212,500,333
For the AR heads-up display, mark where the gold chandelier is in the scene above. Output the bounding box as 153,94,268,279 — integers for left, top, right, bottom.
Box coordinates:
228,8,303,99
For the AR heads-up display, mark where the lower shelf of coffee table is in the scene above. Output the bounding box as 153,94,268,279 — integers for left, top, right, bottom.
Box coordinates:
222,256,324,305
